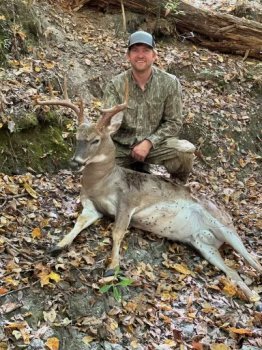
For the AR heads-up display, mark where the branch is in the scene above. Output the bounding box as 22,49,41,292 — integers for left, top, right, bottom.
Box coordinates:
120,0,127,32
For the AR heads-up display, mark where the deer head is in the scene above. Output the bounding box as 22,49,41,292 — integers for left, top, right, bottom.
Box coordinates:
35,78,128,172
70,112,124,172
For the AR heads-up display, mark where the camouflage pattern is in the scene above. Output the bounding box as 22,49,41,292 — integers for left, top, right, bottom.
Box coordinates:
103,66,183,148
103,66,195,181
114,138,194,182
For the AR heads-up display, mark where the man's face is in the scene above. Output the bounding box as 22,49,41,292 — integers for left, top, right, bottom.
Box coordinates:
127,44,157,73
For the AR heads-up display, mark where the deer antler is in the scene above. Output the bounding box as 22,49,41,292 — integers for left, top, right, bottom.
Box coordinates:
96,77,129,131
35,78,85,124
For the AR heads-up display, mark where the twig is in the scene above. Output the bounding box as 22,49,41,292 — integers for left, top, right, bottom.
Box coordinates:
0,193,28,200
0,281,39,298
243,49,250,61
0,193,29,208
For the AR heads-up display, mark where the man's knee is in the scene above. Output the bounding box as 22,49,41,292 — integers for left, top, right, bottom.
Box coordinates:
163,151,194,183
164,151,193,171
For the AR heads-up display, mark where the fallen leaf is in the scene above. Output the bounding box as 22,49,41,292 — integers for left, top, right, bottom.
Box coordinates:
43,309,57,323
201,302,216,314
23,182,38,198
82,336,95,344
227,327,253,335
164,339,177,346
12,330,22,340
34,66,41,72
32,227,42,239
210,344,230,350
0,302,21,314
45,337,59,350
3,276,19,287
192,341,203,350
0,341,8,349
221,279,237,297
0,287,9,295
49,271,61,283
161,290,177,301
170,263,194,276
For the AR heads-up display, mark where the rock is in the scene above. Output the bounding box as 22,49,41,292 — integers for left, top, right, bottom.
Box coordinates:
103,342,125,350
27,339,45,350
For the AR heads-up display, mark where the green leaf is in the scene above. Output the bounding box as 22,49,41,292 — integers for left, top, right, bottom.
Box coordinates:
116,278,133,287
99,284,112,293
113,286,121,302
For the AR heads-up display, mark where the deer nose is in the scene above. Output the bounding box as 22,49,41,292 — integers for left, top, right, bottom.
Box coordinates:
70,159,81,170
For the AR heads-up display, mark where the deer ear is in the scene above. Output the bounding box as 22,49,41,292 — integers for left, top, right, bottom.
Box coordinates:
107,112,123,134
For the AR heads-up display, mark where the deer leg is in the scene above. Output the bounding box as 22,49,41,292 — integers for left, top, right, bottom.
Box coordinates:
51,199,102,255
216,227,262,273
201,210,261,273
192,230,260,302
105,206,137,276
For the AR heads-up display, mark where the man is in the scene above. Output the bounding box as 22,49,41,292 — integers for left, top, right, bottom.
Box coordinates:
103,30,195,183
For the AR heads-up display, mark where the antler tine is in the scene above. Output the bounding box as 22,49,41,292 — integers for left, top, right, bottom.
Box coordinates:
36,78,85,124
96,78,129,130
36,98,82,118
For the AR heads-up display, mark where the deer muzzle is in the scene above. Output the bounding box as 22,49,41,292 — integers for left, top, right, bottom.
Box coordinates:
69,156,86,172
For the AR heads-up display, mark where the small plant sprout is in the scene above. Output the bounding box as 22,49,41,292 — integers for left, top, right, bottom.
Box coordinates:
99,267,133,302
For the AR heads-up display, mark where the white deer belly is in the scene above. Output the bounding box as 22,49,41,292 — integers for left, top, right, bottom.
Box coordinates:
131,200,208,243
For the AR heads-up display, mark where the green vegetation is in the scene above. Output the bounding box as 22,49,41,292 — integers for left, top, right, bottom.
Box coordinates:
0,0,39,66
99,268,134,302
164,0,184,15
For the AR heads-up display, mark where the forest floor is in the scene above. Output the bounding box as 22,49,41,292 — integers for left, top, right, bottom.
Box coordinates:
0,1,261,350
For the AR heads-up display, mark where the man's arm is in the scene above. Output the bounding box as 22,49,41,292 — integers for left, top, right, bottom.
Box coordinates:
146,78,183,148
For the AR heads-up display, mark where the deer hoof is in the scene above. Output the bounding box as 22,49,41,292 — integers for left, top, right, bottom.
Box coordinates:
49,246,63,256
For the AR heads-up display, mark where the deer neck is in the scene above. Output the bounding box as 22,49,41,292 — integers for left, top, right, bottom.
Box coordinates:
81,147,116,188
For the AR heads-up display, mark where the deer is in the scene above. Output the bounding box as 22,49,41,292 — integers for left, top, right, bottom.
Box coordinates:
36,81,261,302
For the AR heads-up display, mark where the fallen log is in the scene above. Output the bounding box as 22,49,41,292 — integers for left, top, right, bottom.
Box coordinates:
67,0,262,60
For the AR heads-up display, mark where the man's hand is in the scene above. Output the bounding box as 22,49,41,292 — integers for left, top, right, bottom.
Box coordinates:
131,139,153,162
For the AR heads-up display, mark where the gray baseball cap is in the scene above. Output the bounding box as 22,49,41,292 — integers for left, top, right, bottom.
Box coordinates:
128,31,155,49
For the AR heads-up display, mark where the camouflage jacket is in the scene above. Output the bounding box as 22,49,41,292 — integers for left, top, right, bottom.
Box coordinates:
103,66,183,148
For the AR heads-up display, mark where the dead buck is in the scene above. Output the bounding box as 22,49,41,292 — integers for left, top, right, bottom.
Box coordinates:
36,84,261,302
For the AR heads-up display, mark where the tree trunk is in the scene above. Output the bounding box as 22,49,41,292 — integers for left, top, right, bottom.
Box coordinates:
68,0,262,60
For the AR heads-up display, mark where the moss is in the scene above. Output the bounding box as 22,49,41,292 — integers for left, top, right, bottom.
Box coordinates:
0,0,40,66
8,109,74,132
0,124,75,174
14,113,39,131
0,19,12,65
36,110,65,125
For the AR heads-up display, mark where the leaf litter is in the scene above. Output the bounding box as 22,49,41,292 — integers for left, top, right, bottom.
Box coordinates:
0,0,261,349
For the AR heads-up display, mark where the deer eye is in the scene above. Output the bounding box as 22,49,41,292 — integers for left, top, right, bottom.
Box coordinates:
90,138,100,145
